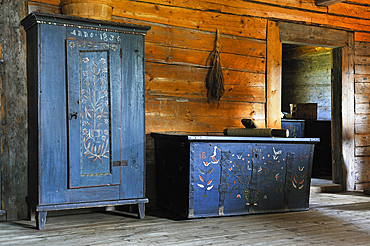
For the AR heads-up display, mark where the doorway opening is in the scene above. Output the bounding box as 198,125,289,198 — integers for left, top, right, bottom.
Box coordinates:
281,44,333,181
267,21,354,189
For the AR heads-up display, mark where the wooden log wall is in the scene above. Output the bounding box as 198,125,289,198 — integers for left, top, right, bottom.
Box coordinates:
0,0,28,221
0,0,358,217
354,33,370,190
282,44,332,120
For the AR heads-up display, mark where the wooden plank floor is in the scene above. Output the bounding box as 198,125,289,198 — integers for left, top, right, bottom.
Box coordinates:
2,189,370,245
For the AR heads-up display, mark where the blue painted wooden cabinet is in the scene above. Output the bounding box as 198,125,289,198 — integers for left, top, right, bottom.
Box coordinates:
21,12,150,230
151,133,319,218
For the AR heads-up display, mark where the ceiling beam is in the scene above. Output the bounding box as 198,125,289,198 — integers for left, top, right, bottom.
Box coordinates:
315,0,347,6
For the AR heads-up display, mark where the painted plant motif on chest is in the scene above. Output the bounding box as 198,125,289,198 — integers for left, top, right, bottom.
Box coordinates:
227,153,252,205
292,155,309,190
255,149,285,205
228,147,285,206
197,146,221,197
80,52,110,164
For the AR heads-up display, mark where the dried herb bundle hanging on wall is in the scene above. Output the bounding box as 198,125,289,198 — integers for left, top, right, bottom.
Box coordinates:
206,29,224,106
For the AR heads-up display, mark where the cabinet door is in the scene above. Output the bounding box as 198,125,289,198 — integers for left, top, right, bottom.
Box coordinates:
67,39,121,189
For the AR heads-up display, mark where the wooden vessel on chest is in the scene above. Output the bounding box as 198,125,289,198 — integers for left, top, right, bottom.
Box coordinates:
152,133,319,218
21,12,150,230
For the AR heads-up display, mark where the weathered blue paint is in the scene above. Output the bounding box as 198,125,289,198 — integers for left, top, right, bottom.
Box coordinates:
21,12,150,230
152,133,319,218
119,33,146,200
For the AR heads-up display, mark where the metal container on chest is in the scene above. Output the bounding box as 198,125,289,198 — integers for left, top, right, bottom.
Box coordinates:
151,133,319,218
21,12,150,229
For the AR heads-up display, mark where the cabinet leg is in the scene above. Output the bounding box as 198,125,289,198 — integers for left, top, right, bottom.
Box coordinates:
138,203,145,219
36,211,47,230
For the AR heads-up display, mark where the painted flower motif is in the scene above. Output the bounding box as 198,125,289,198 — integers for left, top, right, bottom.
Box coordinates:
104,91,108,96
82,105,92,119
203,161,210,167
82,99,87,104
82,121,87,126
83,71,88,76
69,41,76,49
275,173,280,180
229,167,232,171
102,68,107,73
82,128,87,135
237,194,241,199
258,167,262,172
100,58,106,64
102,135,106,141
111,45,117,51
96,107,107,120
104,119,109,124
104,130,109,135
83,57,89,63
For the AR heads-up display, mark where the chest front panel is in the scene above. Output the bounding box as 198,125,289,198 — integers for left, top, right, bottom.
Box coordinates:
189,141,313,218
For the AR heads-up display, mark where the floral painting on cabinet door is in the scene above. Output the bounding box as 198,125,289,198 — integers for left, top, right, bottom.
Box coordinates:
80,51,110,166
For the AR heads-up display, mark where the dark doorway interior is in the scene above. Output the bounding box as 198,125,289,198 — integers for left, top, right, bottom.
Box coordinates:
281,44,333,178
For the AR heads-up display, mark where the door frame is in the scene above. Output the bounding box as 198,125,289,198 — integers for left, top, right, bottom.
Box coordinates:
266,21,355,190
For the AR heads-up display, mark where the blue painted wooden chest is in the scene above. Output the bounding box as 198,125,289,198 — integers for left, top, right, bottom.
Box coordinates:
21,12,150,229
151,133,319,218
281,119,305,138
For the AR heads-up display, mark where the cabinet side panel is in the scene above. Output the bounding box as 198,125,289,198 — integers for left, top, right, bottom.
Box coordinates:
27,24,40,204
39,24,68,205
154,138,190,217
120,34,146,199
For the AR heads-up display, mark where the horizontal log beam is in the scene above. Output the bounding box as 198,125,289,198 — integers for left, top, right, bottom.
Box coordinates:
145,62,266,102
145,43,266,73
145,96,265,132
111,0,370,35
279,22,347,47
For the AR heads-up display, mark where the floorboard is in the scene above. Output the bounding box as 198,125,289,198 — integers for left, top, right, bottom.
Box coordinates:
2,188,370,245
